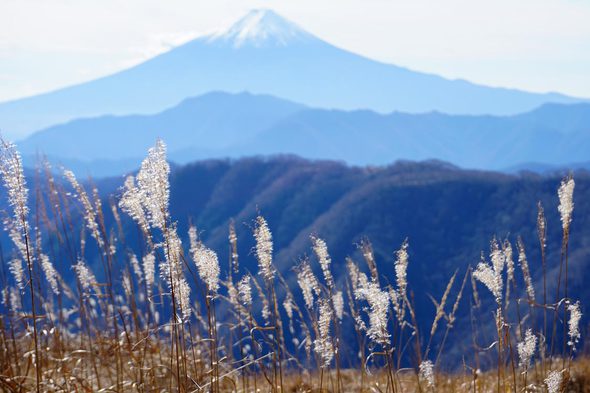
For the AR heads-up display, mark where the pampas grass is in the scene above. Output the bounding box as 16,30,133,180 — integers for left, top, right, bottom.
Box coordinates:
0,138,586,393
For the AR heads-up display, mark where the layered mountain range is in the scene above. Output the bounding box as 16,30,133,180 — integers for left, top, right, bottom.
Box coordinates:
1,9,586,145
5,156,585,365
16,91,590,176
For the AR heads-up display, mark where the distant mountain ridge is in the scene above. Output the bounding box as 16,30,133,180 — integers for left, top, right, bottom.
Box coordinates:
0,9,585,140
2,155,588,365
70,157,590,364
17,91,590,176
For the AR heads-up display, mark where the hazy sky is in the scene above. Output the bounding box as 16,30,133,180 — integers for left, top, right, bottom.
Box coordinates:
1,0,589,102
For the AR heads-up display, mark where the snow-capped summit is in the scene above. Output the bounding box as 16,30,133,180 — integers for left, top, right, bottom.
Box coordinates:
0,8,583,140
209,9,313,47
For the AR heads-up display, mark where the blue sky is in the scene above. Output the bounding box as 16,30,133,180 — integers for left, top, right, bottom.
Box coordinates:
1,0,589,102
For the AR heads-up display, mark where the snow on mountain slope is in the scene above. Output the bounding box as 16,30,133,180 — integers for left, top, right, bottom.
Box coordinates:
0,9,585,140
208,9,313,48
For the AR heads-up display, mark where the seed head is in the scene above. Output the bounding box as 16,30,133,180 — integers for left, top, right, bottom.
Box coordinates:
517,329,537,369
297,261,320,309
314,298,334,368
40,253,60,295
312,235,333,289
74,259,96,293
254,216,274,281
517,238,535,302
64,170,104,249
119,175,150,235
333,290,344,321
356,280,390,345
394,240,409,298
567,301,582,349
9,258,24,291
419,360,435,388
237,275,252,307
545,370,564,393
558,176,575,233
136,140,170,230
0,140,29,232
189,226,220,294
128,252,143,283
143,252,156,297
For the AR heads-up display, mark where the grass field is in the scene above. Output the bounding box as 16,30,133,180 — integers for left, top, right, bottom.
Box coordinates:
0,139,585,392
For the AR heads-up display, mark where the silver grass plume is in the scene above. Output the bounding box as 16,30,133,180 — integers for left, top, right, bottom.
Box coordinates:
8,225,28,262
516,238,535,302
419,360,435,389
251,276,271,324
388,285,403,324
160,226,191,320
346,259,364,293
0,288,7,307
189,226,220,294
136,140,170,230
489,238,505,282
333,290,344,321
227,280,239,308
517,328,537,369
545,370,564,393
470,267,481,308
355,279,390,345
176,277,191,321
474,241,504,304
283,294,294,320
392,240,410,325
229,220,239,273
473,261,501,303
347,259,369,331
110,200,123,234
9,287,21,312
128,252,143,284
0,140,29,232
63,170,104,249
122,271,133,297
143,252,155,297
0,141,33,276
394,239,409,299
119,175,150,235
9,258,24,291
558,176,575,234
254,215,274,281
74,259,96,294
567,300,582,349
360,240,378,282
237,275,252,308
311,235,334,289
502,240,514,308
502,240,514,284
537,201,546,249
40,253,60,295
297,260,321,309
314,298,334,368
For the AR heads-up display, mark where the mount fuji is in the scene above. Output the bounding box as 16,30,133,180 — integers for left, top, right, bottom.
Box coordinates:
0,9,585,140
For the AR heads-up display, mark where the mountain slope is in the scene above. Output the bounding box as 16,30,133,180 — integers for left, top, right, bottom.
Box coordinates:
239,102,590,169
1,9,584,140
3,156,588,365
17,92,590,174
17,91,305,162
118,157,590,363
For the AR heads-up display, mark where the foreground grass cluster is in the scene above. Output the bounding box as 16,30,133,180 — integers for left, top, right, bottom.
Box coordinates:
0,139,585,392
